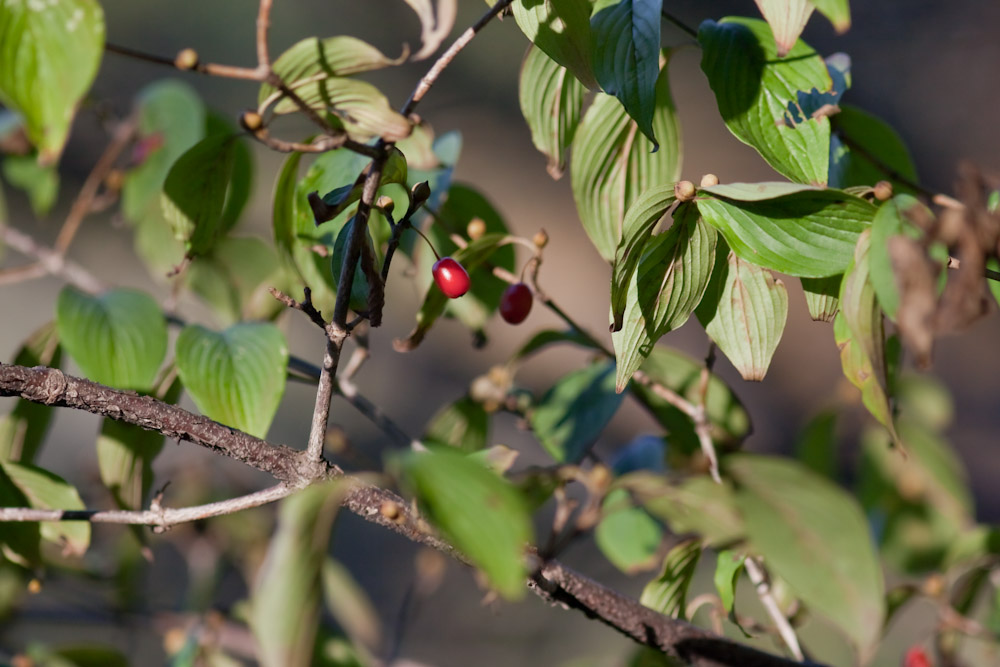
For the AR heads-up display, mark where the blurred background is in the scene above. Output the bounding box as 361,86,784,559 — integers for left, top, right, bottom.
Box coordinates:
1,1,998,665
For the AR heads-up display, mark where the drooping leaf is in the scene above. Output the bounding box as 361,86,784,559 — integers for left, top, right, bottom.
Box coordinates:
401,447,532,599
867,194,936,322
269,77,411,142
329,215,375,313
511,328,601,362
697,251,788,381
640,538,702,618
175,323,289,439
0,0,105,163
830,105,918,192
56,287,167,391
321,558,382,653
251,480,345,667
529,362,625,462
260,36,406,104
624,472,744,547
595,488,663,573
423,395,490,453
2,153,59,217
753,0,814,58
699,17,832,185
590,0,663,146
697,184,876,277
728,454,885,659
519,45,585,178
713,549,745,614
801,274,841,321
0,322,61,463
570,55,681,261
612,205,717,389
512,0,598,89
161,133,239,256
811,0,850,33
1,460,89,557
629,346,751,454
401,0,457,60
0,464,40,567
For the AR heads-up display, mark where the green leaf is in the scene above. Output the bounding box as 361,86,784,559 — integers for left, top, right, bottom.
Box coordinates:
610,185,676,331
511,328,601,362
0,322,61,464
753,0,814,58
161,133,238,256
629,346,751,453
1,460,90,557
835,230,897,442
811,0,850,32
612,205,717,389
175,323,289,438
423,395,490,453
590,0,662,146
0,0,104,163
402,447,532,600
260,35,405,105
794,410,838,478
595,488,662,573
251,481,344,667
321,558,382,653
625,472,744,547
697,251,788,381
512,0,598,90
830,105,917,191
868,194,934,321
519,45,585,178
184,236,286,325
56,287,167,391
318,147,408,220
801,274,841,321
0,464,40,567
48,645,129,667
728,454,885,659
217,118,254,234
713,549,745,613
699,17,832,184
329,216,374,313
269,77,411,142
2,153,58,217
640,538,701,619
529,362,625,462
697,185,876,277
122,79,206,223
570,55,681,261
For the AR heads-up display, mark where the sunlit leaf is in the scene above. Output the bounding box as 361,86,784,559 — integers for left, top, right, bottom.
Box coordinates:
2,460,89,557
321,558,382,653
512,0,598,89
801,274,841,321
519,45,585,178
0,322,61,463
401,0,457,60
184,236,286,325
595,488,662,573
640,538,701,618
713,549,745,614
811,0,850,32
423,395,490,453
2,153,58,217
753,0,814,58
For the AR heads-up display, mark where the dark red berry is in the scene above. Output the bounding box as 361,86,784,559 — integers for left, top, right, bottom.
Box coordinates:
903,646,931,667
500,282,533,324
432,257,470,298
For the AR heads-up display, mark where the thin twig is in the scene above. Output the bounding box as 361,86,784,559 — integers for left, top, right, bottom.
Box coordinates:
105,42,264,81
660,7,699,39
695,344,721,483
306,336,345,463
0,226,106,292
744,557,804,661
255,0,273,70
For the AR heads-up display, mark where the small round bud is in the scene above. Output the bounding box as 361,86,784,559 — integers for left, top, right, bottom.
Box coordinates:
589,464,612,491
467,217,487,240
174,48,200,71
674,180,697,202
104,168,124,192
240,110,264,132
411,181,431,205
700,173,720,187
873,180,893,201
380,500,402,522
27,578,42,594
921,573,945,598
532,229,549,248
377,195,395,214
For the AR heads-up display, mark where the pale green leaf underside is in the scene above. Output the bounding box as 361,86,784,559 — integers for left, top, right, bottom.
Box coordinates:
519,45,585,178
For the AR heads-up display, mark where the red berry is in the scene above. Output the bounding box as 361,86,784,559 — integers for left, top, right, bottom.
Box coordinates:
500,282,533,324
903,646,932,667
432,257,470,298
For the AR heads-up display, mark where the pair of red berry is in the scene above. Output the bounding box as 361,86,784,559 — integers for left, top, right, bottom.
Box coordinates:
431,257,533,324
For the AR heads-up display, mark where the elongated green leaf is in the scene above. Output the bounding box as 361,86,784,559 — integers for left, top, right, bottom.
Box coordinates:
728,454,885,658
513,0,598,89
801,274,841,321
714,549,745,614
613,206,717,389
699,181,819,201
161,133,238,256
611,185,676,331
625,472,744,547
122,79,205,223
218,119,254,234
830,105,917,191
810,0,850,33
519,45,585,178
2,153,58,217
868,194,935,322
402,447,532,599
0,0,104,163
251,480,344,667
2,460,89,557
0,322,61,463
56,287,167,391
595,488,662,573
512,328,600,362
269,77,411,142
836,230,897,441
330,215,375,313
699,17,832,184
640,538,701,618
590,0,662,146
321,558,382,653
630,346,751,453
259,36,405,104
697,251,788,381
423,395,490,453
570,54,681,261
529,362,625,462
175,323,289,438
0,464,40,567
697,185,875,277
754,0,814,57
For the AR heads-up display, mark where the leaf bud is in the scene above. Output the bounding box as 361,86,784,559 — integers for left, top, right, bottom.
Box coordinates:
467,217,486,240
377,195,395,214
532,229,549,248
240,110,264,132
174,48,199,71
675,180,697,201
700,173,720,187
873,180,893,201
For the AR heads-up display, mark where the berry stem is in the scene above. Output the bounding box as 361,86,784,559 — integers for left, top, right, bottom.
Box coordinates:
410,224,441,261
